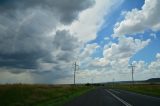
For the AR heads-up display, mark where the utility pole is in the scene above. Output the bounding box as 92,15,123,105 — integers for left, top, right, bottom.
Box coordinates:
73,62,79,85
129,64,136,85
112,78,115,88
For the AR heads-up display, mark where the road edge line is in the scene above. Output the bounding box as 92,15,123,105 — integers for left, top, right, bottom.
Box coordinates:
109,89,121,94
117,89,160,100
105,89,132,106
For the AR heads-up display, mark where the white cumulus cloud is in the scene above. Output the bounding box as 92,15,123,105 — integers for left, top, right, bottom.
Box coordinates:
113,0,160,37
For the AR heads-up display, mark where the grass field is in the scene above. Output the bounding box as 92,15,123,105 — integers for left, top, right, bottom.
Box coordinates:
106,84,160,97
0,84,93,106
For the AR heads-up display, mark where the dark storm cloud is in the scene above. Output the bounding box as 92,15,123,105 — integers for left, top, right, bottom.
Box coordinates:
40,30,80,63
0,0,94,75
0,53,39,69
0,0,95,24
0,29,79,73
54,30,79,51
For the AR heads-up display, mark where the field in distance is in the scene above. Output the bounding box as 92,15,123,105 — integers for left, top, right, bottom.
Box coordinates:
0,84,93,106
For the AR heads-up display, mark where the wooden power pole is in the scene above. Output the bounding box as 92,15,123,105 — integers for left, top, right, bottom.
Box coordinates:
73,62,79,85
129,64,136,85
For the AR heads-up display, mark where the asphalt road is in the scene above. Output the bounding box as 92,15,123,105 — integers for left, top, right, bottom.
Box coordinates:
65,88,160,106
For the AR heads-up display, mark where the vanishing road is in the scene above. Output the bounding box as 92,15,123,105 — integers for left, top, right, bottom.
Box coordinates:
65,88,160,106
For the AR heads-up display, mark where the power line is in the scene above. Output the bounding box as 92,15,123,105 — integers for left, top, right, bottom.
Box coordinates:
129,64,136,85
73,61,79,85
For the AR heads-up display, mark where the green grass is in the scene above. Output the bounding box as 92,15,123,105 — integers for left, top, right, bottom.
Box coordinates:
0,84,93,106
106,84,160,97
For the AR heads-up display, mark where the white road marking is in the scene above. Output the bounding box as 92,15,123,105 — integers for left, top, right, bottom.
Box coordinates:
118,89,160,100
105,89,132,106
109,89,121,94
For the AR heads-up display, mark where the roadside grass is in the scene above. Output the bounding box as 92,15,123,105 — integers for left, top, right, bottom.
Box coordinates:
0,84,93,106
106,84,160,97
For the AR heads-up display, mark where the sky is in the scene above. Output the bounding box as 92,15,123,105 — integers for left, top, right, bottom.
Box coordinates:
0,0,160,84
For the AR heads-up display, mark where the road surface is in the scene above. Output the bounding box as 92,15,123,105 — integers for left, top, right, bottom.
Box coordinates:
65,88,160,106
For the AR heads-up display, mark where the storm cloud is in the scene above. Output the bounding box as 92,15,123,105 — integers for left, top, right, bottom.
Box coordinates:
0,0,95,24
0,0,94,82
